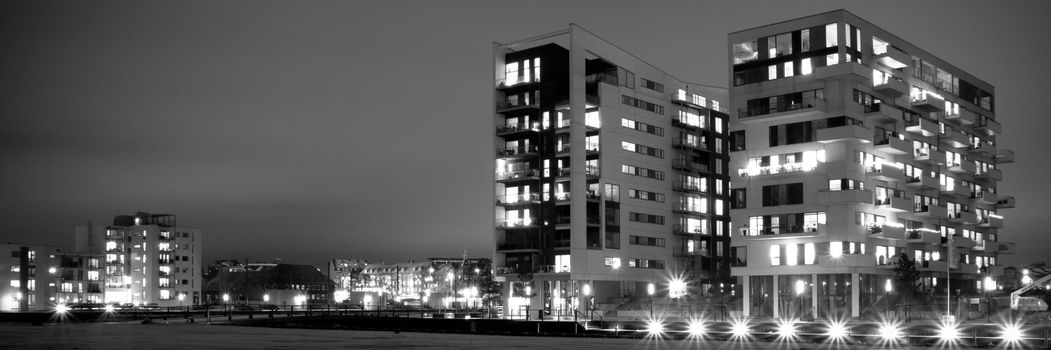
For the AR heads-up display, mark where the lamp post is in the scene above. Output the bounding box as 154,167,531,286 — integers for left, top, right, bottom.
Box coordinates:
178,293,185,311
582,283,591,319
794,280,806,319
884,278,894,319
647,282,655,318
983,276,996,322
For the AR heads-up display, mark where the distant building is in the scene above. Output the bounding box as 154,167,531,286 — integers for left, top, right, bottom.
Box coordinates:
0,243,60,311
75,212,203,306
201,263,335,306
350,258,492,308
327,258,369,289
54,252,105,305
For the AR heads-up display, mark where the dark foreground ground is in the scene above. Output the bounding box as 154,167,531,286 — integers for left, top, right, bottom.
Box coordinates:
0,321,1033,350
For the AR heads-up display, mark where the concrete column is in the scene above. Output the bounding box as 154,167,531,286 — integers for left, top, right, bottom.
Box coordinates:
812,273,819,319
742,276,751,317
772,275,780,318
851,272,860,318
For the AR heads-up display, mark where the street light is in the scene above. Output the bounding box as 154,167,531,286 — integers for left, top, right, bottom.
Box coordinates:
178,293,185,310
582,283,592,317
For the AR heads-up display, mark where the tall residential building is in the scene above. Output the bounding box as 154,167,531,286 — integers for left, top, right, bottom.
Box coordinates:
492,25,731,316
727,10,1013,319
75,212,203,306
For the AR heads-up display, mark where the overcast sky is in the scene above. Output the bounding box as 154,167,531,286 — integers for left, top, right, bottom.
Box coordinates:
1,0,1047,268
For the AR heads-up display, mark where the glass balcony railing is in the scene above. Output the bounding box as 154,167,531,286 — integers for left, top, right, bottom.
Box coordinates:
495,169,539,181
496,145,538,157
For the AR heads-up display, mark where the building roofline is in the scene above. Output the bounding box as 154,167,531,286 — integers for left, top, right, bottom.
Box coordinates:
728,9,849,35
727,9,994,89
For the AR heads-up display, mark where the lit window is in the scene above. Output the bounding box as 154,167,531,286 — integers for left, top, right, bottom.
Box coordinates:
785,244,798,266
804,243,816,264
768,65,777,80
826,53,839,66
555,254,571,273
801,58,812,75
830,242,843,257
825,23,838,47
784,61,794,77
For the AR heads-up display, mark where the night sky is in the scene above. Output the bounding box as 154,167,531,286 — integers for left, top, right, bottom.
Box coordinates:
2,1,1048,269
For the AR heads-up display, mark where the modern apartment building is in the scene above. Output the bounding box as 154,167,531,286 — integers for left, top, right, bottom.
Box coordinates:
75,212,203,306
727,10,1013,319
1,243,60,311
492,25,731,316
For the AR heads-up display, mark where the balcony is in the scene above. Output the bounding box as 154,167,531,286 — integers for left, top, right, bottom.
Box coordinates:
914,204,948,219
874,136,910,155
971,239,992,252
739,223,826,238
945,108,977,125
876,196,913,212
818,189,873,204
737,98,825,123
672,137,708,151
864,103,904,123
977,214,1004,228
496,241,540,253
879,224,906,240
995,149,1015,164
817,254,875,267
866,165,905,182
940,183,971,198
814,61,871,82
906,174,938,189
976,168,1003,182
969,143,997,157
496,218,537,230
495,169,540,182
955,263,979,275
947,210,978,224
496,100,539,113
913,148,945,165
918,260,948,272
496,122,540,136
996,195,1015,209
495,76,540,91
873,77,909,98
496,193,540,206
976,118,1002,135
673,159,710,173
673,224,707,236
972,191,998,205
905,118,939,137
907,230,941,245
947,160,976,174
672,182,706,193
994,241,1015,254
874,46,909,69
673,248,710,258
496,145,538,159
911,94,945,113
940,131,970,149
816,124,872,144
